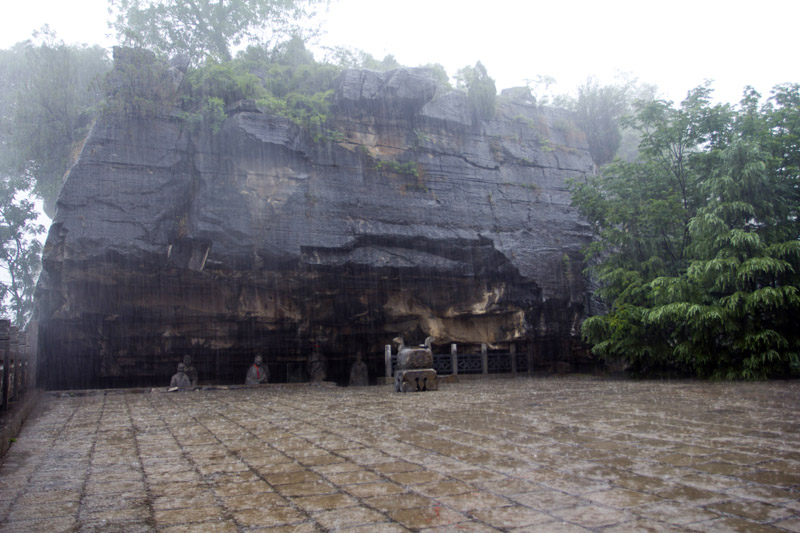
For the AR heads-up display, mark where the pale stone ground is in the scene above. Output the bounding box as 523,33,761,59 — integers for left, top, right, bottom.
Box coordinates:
1,376,799,532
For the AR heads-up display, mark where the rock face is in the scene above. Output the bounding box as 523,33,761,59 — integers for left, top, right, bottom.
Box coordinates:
35,52,597,389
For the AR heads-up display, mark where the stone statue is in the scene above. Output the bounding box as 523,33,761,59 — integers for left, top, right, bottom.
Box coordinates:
183,354,198,387
394,336,434,369
393,336,438,392
169,362,192,390
308,345,327,384
349,351,368,386
245,353,269,385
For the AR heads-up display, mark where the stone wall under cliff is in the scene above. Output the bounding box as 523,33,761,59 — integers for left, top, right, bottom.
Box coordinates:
34,51,598,389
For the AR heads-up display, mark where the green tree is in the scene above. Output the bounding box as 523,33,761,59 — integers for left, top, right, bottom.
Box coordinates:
760,84,800,239
360,53,401,72
2,32,110,215
0,45,28,177
455,61,496,125
103,46,179,119
109,0,329,64
320,46,407,73
557,76,658,165
0,32,108,323
177,39,339,135
573,85,800,379
0,45,42,327
419,63,451,90
572,78,626,165
0,176,44,327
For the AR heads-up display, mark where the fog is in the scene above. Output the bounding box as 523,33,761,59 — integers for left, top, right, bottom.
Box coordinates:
3,0,798,104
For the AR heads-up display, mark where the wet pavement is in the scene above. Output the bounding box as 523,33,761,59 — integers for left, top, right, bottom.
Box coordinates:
1,376,799,532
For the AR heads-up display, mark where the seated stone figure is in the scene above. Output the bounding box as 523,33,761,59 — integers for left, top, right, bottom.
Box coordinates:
183,354,198,387
307,346,327,384
245,354,269,385
349,352,368,386
169,363,192,390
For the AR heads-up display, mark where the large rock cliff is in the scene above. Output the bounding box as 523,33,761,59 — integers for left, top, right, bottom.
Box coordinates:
35,51,597,389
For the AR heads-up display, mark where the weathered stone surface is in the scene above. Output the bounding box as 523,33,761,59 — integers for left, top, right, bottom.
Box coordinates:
5,379,800,530
395,337,434,370
334,68,440,118
34,51,597,389
397,348,433,371
394,369,438,392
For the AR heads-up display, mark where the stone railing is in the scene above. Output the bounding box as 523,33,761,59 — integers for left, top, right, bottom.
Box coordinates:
1,319,33,412
384,343,533,380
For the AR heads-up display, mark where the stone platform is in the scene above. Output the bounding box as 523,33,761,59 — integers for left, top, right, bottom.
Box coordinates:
1,377,799,532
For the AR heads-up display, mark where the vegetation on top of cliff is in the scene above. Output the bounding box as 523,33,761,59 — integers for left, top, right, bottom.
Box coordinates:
571,83,800,380
564,80,625,166
103,47,179,118
109,0,329,65
455,61,497,125
554,76,659,165
321,46,401,72
177,39,450,138
178,36,340,134
107,0,342,134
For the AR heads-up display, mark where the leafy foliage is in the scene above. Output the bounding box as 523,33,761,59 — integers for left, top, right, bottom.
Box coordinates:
1,32,110,215
179,39,338,134
571,79,626,165
455,61,497,125
103,47,178,118
109,0,329,64
0,176,44,326
374,160,419,177
0,31,108,325
573,84,800,379
418,63,451,90
320,46,402,72
556,76,659,165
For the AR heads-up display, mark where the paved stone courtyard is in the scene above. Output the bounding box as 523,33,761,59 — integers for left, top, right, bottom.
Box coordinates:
1,377,799,532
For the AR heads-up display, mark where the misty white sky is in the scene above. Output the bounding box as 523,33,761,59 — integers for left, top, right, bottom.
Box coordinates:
1,0,798,106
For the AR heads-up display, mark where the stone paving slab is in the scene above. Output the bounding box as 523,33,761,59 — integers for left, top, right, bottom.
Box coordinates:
1,377,799,531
